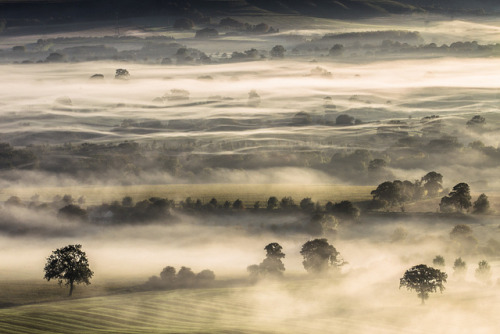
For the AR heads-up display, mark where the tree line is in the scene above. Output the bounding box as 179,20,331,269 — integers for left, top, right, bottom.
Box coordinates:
370,171,491,214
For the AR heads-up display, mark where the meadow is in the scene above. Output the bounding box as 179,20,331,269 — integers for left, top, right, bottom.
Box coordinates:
1,277,499,334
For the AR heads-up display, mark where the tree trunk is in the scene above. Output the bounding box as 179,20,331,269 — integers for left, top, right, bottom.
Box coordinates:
69,280,74,296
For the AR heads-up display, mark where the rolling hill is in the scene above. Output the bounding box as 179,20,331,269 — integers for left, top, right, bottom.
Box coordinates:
0,0,498,29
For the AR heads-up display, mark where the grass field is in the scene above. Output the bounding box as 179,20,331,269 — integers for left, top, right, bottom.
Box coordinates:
0,279,498,334
0,184,374,207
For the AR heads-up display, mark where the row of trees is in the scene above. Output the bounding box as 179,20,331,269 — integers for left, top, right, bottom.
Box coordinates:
371,171,444,209
146,266,216,289
432,255,492,283
5,193,360,226
371,171,491,213
439,183,490,213
247,239,345,281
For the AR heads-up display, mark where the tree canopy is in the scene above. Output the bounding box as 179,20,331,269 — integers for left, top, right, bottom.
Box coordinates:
472,193,490,214
247,242,286,280
440,183,471,212
400,264,447,304
300,238,343,275
43,244,94,296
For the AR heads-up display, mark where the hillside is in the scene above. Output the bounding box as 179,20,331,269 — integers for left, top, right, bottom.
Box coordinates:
1,0,499,29
1,279,498,334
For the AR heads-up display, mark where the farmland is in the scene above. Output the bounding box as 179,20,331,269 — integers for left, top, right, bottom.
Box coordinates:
1,278,499,334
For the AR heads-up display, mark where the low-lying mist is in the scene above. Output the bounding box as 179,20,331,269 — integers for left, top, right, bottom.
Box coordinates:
2,204,499,333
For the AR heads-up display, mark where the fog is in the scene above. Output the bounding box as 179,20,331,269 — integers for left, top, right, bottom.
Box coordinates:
1,11,500,333
1,203,499,333
1,57,500,188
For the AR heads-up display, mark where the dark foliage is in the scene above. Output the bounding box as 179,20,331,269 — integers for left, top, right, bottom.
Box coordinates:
300,238,343,275
43,244,94,296
400,264,447,304
440,183,471,212
472,193,490,214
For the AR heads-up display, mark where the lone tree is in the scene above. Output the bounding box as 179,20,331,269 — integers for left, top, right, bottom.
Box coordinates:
44,244,94,296
300,238,343,275
259,242,286,277
453,257,467,279
432,255,445,268
400,264,447,304
472,193,490,214
115,68,130,80
475,260,492,283
270,45,286,58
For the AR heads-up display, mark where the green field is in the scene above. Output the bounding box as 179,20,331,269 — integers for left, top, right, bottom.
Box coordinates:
0,184,374,206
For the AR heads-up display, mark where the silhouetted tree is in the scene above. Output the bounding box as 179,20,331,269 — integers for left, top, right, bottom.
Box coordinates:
305,214,338,236
450,224,473,241
300,198,315,211
270,45,286,58
328,200,360,220
440,183,471,212
43,244,94,296
472,193,490,214
196,269,215,285
115,68,130,80
267,196,279,210
45,52,65,62
292,111,312,125
206,197,218,211
453,257,467,279
5,196,23,207
432,255,445,268
475,260,491,283
259,242,286,277
177,266,196,286
280,196,296,210
336,114,356,125
58,204,88,221
122,196,133,207
466,115,485,127
399,264,447,304
233,199,244,210
371,181,400,207
300,239,343,275
329,44,344,56
421,171,443,197
160,266,176,284
368,158,387,171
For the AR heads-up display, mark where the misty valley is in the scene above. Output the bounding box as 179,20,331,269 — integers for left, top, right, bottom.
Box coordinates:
1,4,500,334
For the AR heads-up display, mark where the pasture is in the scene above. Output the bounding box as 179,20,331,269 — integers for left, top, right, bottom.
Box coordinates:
0,278,498,334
